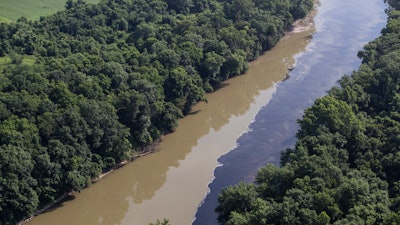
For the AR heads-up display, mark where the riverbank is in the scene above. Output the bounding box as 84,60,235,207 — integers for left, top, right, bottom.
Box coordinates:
21,12,311,225
215,1,398,223
21,6,317,225
288,1,319,34
19,140,159,224
193,0,388,224
2,1,317,223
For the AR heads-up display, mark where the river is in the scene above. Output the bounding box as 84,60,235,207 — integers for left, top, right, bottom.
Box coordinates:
26,0,387,224
193,0,388,224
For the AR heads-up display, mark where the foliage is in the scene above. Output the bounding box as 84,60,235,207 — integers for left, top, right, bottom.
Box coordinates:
0,0,313,224
149,218,171,225
216,3,400,225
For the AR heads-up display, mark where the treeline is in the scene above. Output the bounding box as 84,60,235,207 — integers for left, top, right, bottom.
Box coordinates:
216,1,400,225
0,0,313,224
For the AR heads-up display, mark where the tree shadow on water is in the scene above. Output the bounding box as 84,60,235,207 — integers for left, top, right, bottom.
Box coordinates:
40,194,76,214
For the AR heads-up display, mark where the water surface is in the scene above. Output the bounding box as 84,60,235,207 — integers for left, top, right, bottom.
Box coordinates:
27,0,388,224
27,17,314,225
193,0,388,224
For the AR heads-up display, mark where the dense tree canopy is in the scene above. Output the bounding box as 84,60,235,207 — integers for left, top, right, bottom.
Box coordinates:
216,1,400,224
0,0,313,224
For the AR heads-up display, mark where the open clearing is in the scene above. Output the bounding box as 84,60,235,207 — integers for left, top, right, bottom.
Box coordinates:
0,0,100,21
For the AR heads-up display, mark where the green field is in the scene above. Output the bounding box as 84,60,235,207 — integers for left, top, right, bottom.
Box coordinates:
0,0,101,22
0,55,36,71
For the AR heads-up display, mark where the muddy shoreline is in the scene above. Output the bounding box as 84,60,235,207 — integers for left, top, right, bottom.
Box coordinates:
20,142,158,224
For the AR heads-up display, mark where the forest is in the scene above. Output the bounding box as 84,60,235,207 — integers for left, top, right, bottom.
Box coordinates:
216,0,400,224
0,0,314,224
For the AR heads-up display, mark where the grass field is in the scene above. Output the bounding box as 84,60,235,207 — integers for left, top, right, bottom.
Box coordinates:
0,0,101,22
0,55,36,70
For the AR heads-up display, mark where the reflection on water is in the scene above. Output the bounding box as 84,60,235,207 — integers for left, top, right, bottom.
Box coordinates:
27,30,314,225
193,0,388,224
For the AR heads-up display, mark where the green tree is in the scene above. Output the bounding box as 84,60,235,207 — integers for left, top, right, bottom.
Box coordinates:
0,145,38,225
216,182,258,224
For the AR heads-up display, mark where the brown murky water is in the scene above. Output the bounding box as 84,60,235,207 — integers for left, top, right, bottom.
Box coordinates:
194,0,388,224
27,28,314,225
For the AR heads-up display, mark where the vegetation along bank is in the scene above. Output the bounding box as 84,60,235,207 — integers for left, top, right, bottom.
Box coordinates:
216,0,400,224
0,0,313,224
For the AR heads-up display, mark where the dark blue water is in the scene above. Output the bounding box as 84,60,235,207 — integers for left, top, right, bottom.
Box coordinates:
193,0,388,224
